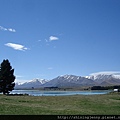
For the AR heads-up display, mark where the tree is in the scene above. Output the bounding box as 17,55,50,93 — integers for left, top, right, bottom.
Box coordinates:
0,59,15,95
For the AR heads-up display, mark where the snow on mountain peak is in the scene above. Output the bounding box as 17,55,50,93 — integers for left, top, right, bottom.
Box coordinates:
16,78,48,85
29,78,48,84
15,72,120,89
88,71,120,80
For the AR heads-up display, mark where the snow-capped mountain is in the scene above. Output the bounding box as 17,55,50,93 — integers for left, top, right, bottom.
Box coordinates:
42,75,97,87
15,79,48,89
86,72,120,85
89,71,120,79
87,74,113,83
15,72,120,89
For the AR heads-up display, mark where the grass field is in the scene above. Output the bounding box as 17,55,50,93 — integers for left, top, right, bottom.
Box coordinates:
0,92,120,115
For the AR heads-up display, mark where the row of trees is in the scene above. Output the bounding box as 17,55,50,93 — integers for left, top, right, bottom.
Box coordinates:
0,59,15,95
91,85,120,90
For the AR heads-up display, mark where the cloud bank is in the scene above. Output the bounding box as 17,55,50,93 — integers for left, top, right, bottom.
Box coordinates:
5,43,28,51
90,71,120,76
0,26,16,32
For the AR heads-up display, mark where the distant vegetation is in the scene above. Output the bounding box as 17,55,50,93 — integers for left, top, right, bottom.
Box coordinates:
91,85,120,90
0,59,15,95
38,85,120,91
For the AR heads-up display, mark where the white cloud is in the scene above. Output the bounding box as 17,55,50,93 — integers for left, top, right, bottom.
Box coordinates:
90,71,120,76
16,75,24,79
8,28,16,32
5,43,28,51
47,67,53,70
15,79,28,83
0,26,7,31
49,36,59,41
0,26,16,32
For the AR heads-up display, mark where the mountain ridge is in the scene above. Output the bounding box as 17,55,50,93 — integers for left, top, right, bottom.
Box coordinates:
15,73,120,89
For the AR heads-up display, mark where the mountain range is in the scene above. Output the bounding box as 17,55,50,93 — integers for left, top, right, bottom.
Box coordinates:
15,73,120,89
15,79,48,89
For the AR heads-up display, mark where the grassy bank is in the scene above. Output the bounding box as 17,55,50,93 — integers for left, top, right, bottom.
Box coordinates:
0,93,120,115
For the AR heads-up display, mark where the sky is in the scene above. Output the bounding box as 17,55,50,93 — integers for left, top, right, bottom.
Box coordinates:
0,0,120,82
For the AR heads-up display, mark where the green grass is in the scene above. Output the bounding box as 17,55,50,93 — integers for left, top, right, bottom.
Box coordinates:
0,93,120,115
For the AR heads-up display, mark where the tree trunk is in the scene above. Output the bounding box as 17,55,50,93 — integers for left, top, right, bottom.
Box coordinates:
3,91,6,95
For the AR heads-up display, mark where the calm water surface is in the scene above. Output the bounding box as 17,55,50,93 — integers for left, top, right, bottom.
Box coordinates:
10,90,111,96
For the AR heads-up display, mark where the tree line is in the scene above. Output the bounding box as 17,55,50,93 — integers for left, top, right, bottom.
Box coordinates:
91,85,120,90
0,59,15,95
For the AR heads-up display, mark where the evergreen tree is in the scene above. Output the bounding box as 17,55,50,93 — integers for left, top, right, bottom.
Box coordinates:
0,59,15,95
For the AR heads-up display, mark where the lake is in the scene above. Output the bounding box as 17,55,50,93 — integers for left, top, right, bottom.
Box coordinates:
10,90,111,96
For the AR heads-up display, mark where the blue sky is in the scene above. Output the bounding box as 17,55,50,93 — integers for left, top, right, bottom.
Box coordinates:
0,0,120,82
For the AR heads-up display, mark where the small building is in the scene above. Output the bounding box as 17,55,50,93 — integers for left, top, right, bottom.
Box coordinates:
114,89,119,92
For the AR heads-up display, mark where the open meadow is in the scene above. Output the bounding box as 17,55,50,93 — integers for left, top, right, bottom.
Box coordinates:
0,92,120,115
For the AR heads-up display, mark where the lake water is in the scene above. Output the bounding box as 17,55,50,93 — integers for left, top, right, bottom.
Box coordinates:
10,90,111,96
